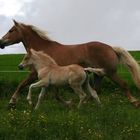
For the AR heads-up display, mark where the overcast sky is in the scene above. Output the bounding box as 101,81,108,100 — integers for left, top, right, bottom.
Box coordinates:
0,0,140,54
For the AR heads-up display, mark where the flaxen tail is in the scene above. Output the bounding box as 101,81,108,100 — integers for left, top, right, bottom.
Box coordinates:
113,47,140,89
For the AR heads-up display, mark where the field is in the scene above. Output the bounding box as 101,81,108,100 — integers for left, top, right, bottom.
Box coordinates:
0,52,140,140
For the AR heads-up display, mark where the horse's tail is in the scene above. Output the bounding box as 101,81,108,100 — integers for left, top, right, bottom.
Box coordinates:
84,67,105,76
113,46,140,89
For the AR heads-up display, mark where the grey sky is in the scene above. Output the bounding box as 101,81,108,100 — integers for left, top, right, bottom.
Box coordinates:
0,0,140,54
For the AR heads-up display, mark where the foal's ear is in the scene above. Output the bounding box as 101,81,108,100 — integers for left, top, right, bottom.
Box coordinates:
30,49,38,57
30,48,36,54
13,19,19,26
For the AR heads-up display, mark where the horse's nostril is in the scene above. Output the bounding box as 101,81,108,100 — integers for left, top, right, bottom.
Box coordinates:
18,65,24,70
0,45,5,49
0,40,5,49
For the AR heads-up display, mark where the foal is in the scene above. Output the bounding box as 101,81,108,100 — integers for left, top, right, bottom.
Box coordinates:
19,49,105,109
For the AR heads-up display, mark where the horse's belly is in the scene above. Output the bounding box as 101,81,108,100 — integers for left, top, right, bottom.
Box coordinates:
50,79,68,86
49,74,68,86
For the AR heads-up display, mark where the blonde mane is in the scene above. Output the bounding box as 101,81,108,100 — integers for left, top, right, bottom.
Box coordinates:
36,51,57,65
30,25,52,41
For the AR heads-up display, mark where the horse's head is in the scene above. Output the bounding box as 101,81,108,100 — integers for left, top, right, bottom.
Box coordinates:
0,20,25,49
18,53,32,70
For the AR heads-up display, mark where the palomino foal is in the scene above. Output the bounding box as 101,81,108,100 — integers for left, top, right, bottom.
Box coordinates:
19,49,105,109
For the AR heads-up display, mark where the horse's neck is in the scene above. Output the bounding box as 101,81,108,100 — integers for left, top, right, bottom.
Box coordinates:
22,33,51,51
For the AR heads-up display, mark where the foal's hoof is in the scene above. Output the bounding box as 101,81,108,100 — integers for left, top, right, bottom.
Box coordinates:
7,103,16,110
132,101,140,108
28,100,33,106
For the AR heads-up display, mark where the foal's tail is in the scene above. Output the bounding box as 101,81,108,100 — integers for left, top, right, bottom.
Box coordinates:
113,47,140,89
84,67,105,76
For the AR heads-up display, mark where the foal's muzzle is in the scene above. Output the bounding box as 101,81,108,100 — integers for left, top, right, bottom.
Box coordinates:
18,64,24,70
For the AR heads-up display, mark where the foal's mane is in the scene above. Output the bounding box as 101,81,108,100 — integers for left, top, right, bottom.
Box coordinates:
36,51,57,65
29,25,53,41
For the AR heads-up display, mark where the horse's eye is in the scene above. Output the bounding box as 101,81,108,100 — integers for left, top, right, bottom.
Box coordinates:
9,30,14,33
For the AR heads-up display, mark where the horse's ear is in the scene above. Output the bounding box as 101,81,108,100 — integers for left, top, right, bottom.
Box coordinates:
13,19,19,26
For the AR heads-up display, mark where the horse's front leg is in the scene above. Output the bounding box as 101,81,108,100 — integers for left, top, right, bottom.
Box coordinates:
27,80,45,106
9,71,38,108
35,87,46,110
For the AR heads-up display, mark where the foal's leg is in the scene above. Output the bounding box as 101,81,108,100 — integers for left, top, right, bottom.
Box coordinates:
109,73,140,107
87,81,101,105
71,84,87,108
35,87,46,110
9,71,37,108
54,89,73,107
85,74,103,103
27,81,45,105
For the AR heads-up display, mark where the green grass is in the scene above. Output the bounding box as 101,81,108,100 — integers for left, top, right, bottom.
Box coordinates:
0,52,140,140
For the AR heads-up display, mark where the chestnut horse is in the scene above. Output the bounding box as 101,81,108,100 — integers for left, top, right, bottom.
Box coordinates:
0,20,140,108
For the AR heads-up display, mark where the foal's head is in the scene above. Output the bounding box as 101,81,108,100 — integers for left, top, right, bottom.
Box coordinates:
18,53,32,70
18,49,39,70
18,49,57,70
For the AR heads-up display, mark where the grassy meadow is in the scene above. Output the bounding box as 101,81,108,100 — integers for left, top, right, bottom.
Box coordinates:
0,52,140,140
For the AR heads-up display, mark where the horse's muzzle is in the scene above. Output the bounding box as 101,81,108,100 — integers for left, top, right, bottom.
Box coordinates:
18,64,24,70
0,40,5,49
0,39,14,49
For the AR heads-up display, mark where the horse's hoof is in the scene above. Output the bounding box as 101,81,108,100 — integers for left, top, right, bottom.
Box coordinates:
7,103,16,110
132,101,140,108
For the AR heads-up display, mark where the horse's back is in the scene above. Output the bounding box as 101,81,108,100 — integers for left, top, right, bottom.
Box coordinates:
85,42,119,74
66,41,119,73
45,41,119,74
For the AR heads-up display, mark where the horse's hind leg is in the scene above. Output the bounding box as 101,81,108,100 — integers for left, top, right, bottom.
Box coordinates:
93,74,103,93
71,85,87,108
54,90,73,108
39,87,72,108
109,73,140,107
9,71,37,108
